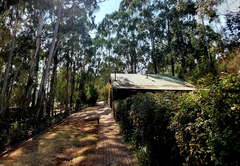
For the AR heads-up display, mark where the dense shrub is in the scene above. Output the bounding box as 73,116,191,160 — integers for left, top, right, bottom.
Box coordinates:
172,73,240,166
114,73,240,166
114,92,183,166
113,98,134,141
100,83,109,100
87,88,99,106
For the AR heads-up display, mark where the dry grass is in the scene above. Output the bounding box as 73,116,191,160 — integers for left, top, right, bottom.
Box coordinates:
0,118,99,166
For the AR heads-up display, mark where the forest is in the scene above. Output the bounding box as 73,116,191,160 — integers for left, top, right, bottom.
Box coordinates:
0,0,239,156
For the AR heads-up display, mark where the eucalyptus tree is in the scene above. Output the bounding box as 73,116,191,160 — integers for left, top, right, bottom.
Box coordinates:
46,35,61,117
21,0,52,113
135,0,166,74
168,1,198,78
0,0,107,120
35,0,65,117
0,11,18,114
159,0,179,76
177,0,224,73
0,1,31,115
108,1,149,73
91,36,106,89
111,0,179,75
98,13,116,76
35,0,102,117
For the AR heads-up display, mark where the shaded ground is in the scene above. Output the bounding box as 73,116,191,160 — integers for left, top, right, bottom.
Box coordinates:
0,105,109,166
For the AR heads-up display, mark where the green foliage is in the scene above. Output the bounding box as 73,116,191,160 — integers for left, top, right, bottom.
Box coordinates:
136,146,151,166
114,92,182,166
56,66,67,104
99,83,109,100
87,88,99,106
114,73,240,166
172,73,240,165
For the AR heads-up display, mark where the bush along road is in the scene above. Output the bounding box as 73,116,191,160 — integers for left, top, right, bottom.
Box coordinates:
113,73,240,166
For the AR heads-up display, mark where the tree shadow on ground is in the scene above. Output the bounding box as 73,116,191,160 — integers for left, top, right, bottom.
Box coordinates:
0,116,99,166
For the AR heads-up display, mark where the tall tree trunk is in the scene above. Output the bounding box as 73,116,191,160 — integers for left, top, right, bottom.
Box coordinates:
201,18,211,65
151,36,157,74
69,48,73,107
70,61,76,108
36,0,64,117
5,59,23,109
130,55,134,73
66,62,69,110
47,51,59,117
131,31,137,74
222,55,227,73
32,55,40,109
51,36,61,116
0,15,18,115
21,11,44,112
109,49,111,77
92,59,101,89
170,41,174,76
167,20,174,76
196,58,199,72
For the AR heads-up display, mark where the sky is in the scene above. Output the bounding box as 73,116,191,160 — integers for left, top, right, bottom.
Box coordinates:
218,0,239,13
95,0,122,24
217,0,239,25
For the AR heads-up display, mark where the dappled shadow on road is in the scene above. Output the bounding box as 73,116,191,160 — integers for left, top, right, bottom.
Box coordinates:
68,107,111,122
96,111,138,166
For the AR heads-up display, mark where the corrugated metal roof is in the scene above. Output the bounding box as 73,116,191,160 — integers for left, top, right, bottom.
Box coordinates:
111,73,195,91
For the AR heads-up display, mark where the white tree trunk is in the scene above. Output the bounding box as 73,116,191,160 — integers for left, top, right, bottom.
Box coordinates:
36,0,64,117
0,16,18,114
30,11,44,79
22,11,45,110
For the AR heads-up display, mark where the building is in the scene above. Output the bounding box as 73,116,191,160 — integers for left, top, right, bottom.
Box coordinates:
109,73,195,107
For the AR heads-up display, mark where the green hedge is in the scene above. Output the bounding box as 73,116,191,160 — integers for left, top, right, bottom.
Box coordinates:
113,73,240,166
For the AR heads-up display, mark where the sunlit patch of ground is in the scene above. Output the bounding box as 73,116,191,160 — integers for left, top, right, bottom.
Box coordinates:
82,106,105,112
0,118,99,166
